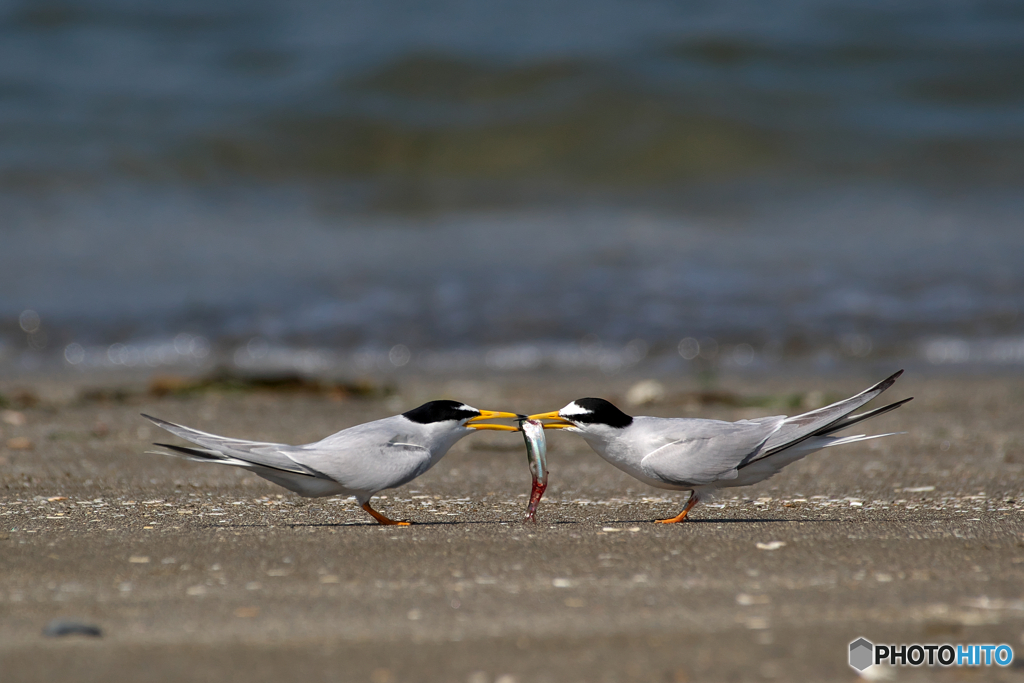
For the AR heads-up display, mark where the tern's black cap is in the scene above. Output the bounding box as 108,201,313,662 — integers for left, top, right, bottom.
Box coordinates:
402,400,479,424
565,398,633,429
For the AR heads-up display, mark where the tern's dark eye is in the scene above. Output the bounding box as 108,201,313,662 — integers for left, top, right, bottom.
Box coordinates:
402,400,478,424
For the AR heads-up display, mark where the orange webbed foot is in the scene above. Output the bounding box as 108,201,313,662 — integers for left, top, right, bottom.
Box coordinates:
362,502,412,526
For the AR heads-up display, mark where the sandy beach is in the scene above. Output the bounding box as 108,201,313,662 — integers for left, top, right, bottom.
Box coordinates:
2,368,1024,682
4,2,1023,680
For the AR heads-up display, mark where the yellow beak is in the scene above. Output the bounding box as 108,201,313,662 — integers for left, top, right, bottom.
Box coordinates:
525,410,575,429
466,410,522,432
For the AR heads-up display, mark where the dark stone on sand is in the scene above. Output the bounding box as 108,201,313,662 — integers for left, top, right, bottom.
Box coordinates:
42,620,103,638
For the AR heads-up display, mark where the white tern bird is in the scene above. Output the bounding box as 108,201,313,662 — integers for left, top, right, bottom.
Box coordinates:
528,370,911,523
142,401,520,525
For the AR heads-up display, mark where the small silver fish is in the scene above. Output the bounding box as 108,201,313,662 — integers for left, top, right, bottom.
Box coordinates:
520,418,548,522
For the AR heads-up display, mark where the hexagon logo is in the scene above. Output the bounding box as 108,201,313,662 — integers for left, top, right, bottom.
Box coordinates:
849,638,874,671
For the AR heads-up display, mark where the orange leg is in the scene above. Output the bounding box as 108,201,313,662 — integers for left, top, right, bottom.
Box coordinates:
361,502,411,526
656,492,700,524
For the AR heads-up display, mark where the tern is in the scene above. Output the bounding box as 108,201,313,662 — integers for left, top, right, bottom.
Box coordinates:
528,370,911,523
142,401,520,525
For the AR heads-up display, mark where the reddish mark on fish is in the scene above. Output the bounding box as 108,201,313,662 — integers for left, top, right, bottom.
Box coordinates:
525,478,547,522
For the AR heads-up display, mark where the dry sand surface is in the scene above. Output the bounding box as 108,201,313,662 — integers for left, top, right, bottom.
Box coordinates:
2,368,1024,682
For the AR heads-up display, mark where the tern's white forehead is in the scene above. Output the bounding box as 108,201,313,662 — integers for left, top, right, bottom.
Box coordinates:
559,401,592,417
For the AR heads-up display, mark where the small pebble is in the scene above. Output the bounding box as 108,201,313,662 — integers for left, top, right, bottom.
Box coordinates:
625,379,665,406
756,541,786,551
1,410,26,426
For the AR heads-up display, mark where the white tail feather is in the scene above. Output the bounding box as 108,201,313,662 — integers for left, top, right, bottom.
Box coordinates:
820,432,905,448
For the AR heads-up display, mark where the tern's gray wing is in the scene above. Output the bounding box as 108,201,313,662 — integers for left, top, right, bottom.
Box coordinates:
753,369,904,462
639,416,785,487
293,418,436,492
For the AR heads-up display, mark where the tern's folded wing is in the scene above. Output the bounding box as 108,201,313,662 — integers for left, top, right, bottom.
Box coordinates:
639,417,784,487
295,438,433,492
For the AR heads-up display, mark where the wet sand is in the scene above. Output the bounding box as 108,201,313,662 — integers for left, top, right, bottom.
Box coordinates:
2,369,1024,682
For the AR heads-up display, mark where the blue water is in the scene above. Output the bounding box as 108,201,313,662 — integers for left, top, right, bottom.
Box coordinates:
2,0,1023,374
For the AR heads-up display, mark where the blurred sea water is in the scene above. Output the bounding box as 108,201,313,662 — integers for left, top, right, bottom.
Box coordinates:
2,0,1023,375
